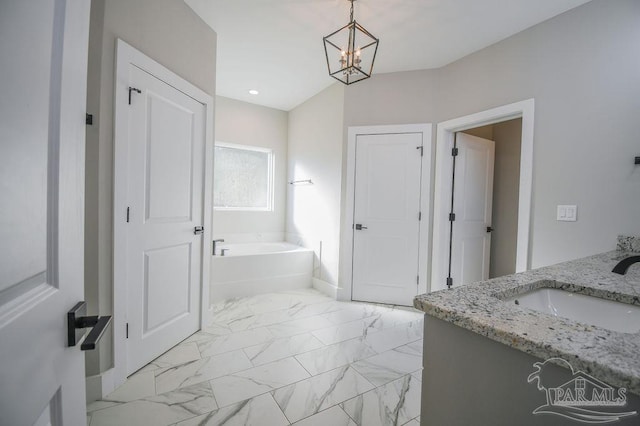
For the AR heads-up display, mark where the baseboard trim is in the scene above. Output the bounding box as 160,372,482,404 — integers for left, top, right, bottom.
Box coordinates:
85,368,115,404
312,278,338,299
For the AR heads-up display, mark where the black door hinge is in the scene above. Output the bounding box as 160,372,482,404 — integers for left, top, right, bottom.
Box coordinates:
418,211,422,221
128,87,141,105
446,277,453,288
86,114,93,125
126,323,129,339
416,275,419,285
449,213,456,222
126,207,130,223
452,147,459,157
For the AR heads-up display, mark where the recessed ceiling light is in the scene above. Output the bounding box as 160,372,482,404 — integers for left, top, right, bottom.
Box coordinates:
249,89,259,95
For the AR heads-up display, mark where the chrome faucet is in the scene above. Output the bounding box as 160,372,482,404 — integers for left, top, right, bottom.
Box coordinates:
612,256,640,275
212,239,224,255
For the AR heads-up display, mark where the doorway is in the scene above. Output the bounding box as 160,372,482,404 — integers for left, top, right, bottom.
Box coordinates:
445,119,523,287
462,119,523,280
432,100,534,292
342,124,432,306
447,131,496,287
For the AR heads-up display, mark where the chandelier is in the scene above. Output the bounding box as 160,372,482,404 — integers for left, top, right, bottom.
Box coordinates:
323,0,379,85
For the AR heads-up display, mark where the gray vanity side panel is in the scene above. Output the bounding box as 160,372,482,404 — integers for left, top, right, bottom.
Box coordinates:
421,315,640,426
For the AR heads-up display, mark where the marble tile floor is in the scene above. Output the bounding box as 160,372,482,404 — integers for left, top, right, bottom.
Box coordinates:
87,289,424,426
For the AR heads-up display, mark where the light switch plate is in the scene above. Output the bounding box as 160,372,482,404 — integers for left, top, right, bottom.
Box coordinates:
557,205,577,222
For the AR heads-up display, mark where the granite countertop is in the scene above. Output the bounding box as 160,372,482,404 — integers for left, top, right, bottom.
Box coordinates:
414,240,640,395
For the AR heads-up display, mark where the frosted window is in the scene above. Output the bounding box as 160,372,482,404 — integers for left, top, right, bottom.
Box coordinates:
214,144,273,210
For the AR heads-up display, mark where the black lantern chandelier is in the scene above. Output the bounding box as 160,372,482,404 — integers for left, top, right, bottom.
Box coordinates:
323,0,379,85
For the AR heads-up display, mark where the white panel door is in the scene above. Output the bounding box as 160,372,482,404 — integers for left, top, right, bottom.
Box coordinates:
0,1,90,425
450,133,495,286
125,66,205,374
352,133,423,305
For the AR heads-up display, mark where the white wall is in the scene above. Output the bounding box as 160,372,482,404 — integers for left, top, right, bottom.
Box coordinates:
213,96,288,242
287,84,345,287
85,0,216,376
343,70,439,127
437,0,640,268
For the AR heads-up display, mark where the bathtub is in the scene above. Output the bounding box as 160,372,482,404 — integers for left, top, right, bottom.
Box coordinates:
210,242,313,302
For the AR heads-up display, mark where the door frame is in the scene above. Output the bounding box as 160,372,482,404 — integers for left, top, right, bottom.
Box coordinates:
113,39,214,387
340,124,432,302
431,99,534,292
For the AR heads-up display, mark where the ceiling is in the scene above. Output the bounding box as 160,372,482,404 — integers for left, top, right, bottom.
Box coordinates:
185,0,592,111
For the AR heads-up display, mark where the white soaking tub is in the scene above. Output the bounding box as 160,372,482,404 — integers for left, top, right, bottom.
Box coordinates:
210,242,313,302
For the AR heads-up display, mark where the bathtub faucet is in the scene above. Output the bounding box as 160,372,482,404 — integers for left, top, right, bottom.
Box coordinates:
212,239,224,256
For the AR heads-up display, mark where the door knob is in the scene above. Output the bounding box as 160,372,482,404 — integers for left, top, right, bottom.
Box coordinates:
194,226,204,235
67,301,112,351
355,224,368,230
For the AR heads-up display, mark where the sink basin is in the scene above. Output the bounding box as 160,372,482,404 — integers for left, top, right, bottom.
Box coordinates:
505,288,640,334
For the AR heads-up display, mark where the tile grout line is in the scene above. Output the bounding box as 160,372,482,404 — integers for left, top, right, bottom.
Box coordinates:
89,289,424,425
292,354,314,379
204,379,219,414
342,400,361,425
